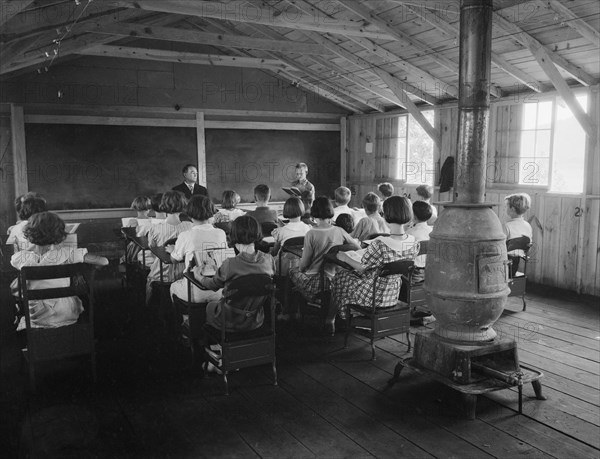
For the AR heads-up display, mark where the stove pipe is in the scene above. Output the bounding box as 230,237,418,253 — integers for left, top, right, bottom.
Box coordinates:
456,0,492,203
424,0,510,343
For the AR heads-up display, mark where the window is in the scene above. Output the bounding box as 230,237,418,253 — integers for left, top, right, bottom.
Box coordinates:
374,111,435,185
518,93,588,193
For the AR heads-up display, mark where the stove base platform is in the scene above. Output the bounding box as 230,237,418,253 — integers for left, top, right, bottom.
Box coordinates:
388,357,545,419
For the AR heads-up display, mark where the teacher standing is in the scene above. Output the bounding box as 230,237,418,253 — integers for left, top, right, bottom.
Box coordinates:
172,164,208,199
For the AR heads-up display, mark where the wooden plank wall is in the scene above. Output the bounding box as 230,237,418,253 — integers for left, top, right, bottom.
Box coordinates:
345,91,600,296
0,108,14,234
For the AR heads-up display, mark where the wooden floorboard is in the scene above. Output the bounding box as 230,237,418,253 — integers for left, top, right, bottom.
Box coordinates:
1,272,599,458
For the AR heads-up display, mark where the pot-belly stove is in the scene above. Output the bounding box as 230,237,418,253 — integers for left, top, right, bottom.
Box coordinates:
388,0,545,419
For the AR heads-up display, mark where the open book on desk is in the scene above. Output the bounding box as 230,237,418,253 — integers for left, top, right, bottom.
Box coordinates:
282,187,301,197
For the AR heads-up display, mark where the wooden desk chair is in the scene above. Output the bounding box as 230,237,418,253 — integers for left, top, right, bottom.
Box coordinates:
343,260,413,360
1,234,11,266
177,248,236,364
507,236,532,311
255,222,278,254
278,236,305,314
120,227,148,307
402,240,429,316
301,244,357,328
202,274,278,395
260,221,278,236
16,263,97,392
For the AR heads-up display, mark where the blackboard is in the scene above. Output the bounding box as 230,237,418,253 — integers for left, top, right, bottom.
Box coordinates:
25,124,340,209
205,129,339,203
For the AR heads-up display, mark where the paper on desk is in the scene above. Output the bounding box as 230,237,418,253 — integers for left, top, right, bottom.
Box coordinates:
344,249,366,263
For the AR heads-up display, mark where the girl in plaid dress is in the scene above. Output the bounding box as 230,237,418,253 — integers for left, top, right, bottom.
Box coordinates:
329,196,418,326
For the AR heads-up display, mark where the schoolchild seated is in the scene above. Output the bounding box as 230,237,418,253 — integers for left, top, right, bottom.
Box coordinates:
214,190,246,224
329,197,418,332
351,192,390,242
246,184,278,226
288,197,359,316
169,195,228,303
271,197,311,276
194,216,276,373
7,192,47,252
10,211,108,331
145,191,193,302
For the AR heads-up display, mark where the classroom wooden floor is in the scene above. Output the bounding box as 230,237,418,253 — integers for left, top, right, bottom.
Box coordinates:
1,269,598,458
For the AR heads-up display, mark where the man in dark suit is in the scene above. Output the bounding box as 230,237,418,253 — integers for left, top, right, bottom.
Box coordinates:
172,164,208,199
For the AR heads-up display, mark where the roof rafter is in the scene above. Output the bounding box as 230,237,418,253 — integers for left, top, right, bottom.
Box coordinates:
243,20,406,107
308,0,460,99
116,0,397,40
533,0,599,48
199,18,368,113
493,10,598,86
233,22,385,112
302,30,440,106
0,0,35,27
87,22,334,56
401,2,544,93
301,0,461,76
266,0,440,106
78,44,297,72
1,9,149,75
532,44,596,142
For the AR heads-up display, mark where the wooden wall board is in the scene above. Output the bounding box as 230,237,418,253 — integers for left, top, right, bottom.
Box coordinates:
541,196,562,286
0,113,14,233
587,199,600,296
557,197,582,291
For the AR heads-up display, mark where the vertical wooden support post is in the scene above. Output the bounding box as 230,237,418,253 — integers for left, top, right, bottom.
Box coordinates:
11,104,27,197
340,116,347,186
196,112,207,188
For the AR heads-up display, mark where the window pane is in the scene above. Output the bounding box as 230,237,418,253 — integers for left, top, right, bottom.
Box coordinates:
397,139,407,180
406,111,434,185
397,116,407,138
536,100,553,129
522,103,538,130
519,157,549,186
534,130,551,157
520,131,536,157
551,94,587,193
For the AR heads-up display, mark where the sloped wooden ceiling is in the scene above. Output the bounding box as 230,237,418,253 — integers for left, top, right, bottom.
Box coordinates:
1,0,599,117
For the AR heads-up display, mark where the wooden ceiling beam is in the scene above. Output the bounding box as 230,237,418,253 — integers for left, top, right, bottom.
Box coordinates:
315,0,460,75
1,12,179,76
1,0,122,36
534,0,600,48
267,6,441,145
116,0,396,40
0,0,35,27
199,19,366,113
228,22,385,112
77,44,296,71
87,22,333,56
528,41,596,142
304,30,440,106
235,18,406,107
308,54,406,106
403,3,541,94
493,10,598,86
325,0,459,99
